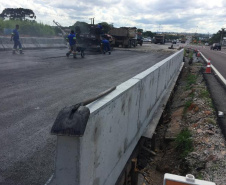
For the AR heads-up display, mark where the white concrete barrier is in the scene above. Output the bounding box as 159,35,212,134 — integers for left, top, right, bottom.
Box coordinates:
49,49,184,185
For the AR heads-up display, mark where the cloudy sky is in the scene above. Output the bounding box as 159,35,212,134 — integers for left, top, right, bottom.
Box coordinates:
0,0,226,34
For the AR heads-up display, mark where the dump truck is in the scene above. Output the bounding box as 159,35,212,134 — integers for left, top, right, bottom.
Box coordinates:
181,36,186,43
109,27,137,48
153,34,165,44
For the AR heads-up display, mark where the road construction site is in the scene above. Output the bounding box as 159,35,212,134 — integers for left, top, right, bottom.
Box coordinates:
0,43,177,185
1,37,225,185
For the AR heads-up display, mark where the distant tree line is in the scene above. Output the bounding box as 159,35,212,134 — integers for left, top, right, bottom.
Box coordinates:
209,28,225,44
0,19,57,36
1,16,185,40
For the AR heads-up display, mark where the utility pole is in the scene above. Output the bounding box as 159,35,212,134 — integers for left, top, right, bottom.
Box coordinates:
89,17,95,25
220,28,225,45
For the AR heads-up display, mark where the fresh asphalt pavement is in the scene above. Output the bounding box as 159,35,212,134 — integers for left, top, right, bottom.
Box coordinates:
0,48,173,185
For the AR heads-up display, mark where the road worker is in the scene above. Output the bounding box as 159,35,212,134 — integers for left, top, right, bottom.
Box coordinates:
11,24,24,54
66,30,76,58
101,38,111,55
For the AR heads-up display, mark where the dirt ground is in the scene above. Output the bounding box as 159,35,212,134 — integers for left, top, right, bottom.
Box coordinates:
136,49,226,185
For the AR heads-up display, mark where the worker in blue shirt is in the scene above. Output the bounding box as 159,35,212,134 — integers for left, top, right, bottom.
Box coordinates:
11,25,23,54
101,38,111,55
66,30,76,58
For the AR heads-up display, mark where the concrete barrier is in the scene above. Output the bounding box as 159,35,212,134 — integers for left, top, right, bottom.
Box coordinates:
0,37,5,51
0,36,13,50
0,36,66,51
49,49,184,185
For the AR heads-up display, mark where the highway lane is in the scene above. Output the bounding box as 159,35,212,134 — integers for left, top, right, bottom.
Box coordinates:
188,45,226,80
0,48,173,185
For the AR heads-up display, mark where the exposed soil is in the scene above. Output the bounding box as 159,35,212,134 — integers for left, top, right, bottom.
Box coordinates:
137,50,226,185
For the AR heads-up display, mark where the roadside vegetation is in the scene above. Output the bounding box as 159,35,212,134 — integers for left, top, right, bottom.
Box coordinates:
175,128,193,159
0,19,57,37
209,28,226,45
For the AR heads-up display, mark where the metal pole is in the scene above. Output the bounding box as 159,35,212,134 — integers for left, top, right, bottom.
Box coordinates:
220,28,225,45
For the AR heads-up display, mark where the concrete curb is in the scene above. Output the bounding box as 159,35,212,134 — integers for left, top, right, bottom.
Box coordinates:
200,51,226,87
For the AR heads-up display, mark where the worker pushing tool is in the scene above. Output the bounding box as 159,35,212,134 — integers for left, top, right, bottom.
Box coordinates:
101,38,111,55
11,24,24,54
66,30,76,58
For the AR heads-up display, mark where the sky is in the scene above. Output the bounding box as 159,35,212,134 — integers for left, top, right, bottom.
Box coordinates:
0,0,226,34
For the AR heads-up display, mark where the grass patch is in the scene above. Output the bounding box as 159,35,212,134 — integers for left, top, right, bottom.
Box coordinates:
206,98,215,110
196,172,203,180
206,118,216,125
199,89,210,99
194,63,203,66
186,74,197,90
189,92,195,98
189,50,193,59
175,128,193,159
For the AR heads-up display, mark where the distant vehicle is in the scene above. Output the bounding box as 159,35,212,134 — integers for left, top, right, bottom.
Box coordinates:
143,38,151,42
153,35,165,44
181,36,186,43
205,43,209,46
172,40,177,44
109,27,137,48
210,43,221,50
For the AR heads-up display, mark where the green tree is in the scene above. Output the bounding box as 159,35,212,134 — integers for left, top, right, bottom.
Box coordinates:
143,31,154,37
137,28,143,33
0,19,56,36
209,29,225,44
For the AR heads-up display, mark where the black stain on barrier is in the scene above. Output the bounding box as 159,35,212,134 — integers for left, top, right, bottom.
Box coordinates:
137,121,141,130
94,120,101,143
146,107,151,119
121,100,125,113
124,138,128,153
128,96,132,112
150,78,153,86
118,148,122,159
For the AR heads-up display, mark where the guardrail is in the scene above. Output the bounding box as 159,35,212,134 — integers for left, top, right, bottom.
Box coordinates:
48,49,184,185
0,36,66,51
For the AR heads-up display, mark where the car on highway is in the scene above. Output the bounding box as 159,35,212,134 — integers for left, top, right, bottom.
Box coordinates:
210,43,221,50
172,40,177,44
143,38,152,42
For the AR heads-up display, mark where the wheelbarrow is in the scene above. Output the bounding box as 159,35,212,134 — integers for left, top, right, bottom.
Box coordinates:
76,46,85,58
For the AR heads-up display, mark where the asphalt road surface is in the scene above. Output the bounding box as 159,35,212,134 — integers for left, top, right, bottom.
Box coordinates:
0,48,173,185
188,45,226,79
